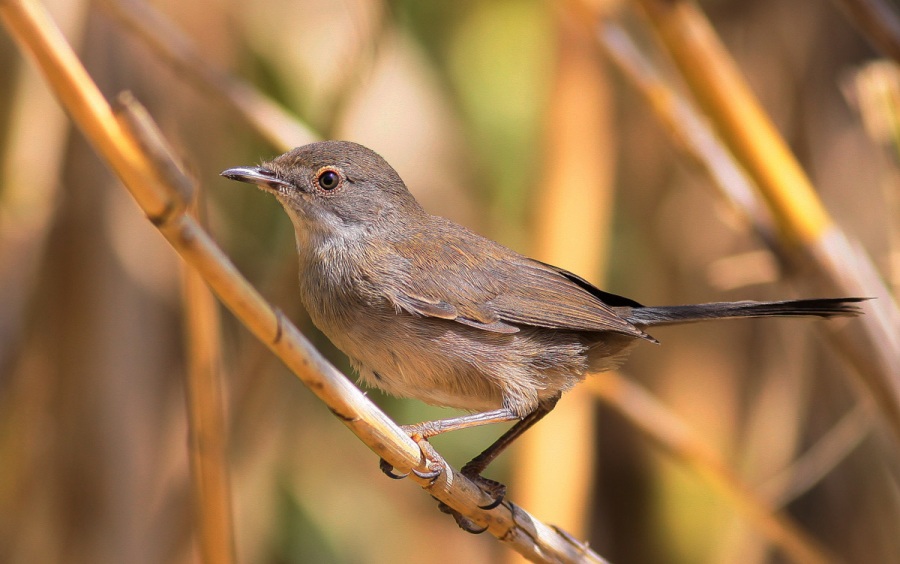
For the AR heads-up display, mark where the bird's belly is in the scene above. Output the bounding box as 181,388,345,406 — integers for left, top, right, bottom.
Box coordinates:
336,317,509,412
356,361,504,412
314,308,594,415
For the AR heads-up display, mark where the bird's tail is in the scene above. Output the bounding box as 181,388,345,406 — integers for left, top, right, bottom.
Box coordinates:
621,298,867,327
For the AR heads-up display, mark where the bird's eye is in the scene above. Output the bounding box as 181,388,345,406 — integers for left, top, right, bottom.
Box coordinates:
317,169,340,191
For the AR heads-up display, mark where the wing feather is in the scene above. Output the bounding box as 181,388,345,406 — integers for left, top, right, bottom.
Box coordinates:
383,219,650,340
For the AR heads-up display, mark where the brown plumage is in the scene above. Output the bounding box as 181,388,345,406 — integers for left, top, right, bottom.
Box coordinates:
223,141,864,528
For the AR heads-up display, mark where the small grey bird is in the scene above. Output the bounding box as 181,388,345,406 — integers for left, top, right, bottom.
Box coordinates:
223,141,863,529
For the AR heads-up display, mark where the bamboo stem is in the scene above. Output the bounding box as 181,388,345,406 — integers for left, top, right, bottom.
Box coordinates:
632,0,830,245
118,95,238,564
587,373,836,564
182,246,237,564
832,0,900,64
614,0,900,443
0,0,606,560
97,0,316,151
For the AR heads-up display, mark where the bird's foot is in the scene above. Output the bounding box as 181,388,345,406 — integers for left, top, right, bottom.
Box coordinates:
379,426,444,482
434,468,506,534
378,458,409,479
437,501,490,534
461,463,507,510
379,457,443,481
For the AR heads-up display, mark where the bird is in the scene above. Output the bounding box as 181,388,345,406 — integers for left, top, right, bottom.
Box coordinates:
222,140,864,531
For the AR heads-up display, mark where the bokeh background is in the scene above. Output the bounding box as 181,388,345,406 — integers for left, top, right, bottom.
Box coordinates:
1,0,897,562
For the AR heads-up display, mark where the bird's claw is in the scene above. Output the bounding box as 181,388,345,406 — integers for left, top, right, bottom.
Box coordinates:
432,471,507,534
379,458,443,482
461,466,507,510
438,501,490,534
379,433,444,483
379,458,409,479
412,466,443,482
380,427,505,533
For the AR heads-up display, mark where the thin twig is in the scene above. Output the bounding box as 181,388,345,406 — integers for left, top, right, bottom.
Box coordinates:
759,401,872,507
831,0,900,64
118,98,238,564
850,61,900,298
513,9,615,542
587,372,836,564
0,0,607,561
632,0,832,245
584,0,900,447
0,0,85,370
593,18,779,247
181,236,237,564
96,0,316,151
583,11,891,559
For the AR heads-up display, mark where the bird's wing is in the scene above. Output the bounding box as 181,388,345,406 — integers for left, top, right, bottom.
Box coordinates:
383,222,650,340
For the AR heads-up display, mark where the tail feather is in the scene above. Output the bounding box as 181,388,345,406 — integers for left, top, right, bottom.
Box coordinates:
621,298,868,327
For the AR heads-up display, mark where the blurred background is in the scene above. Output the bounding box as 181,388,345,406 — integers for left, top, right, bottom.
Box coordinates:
0,0,897,562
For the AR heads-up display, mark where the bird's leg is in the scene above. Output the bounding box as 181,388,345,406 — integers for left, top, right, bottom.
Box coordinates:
380,407,521,480
462,395,560,506
440,395,561,534
379,397,561,534
463,396,562,476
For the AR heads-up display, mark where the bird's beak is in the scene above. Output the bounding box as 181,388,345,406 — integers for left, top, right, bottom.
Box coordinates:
220,166,292,192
